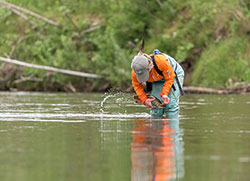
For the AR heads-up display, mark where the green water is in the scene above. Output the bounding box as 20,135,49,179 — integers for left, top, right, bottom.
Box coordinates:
0,92,249,181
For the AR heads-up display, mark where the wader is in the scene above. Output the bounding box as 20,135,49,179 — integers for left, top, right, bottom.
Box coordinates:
150,53,184,118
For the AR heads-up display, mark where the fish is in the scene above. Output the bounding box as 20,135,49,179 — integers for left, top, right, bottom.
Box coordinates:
133,94,165,108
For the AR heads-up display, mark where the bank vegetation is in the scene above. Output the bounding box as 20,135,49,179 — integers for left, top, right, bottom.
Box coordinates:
0,0,249,93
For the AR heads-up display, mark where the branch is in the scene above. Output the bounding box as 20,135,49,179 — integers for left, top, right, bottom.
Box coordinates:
0,56,103,79
8,7,36,26
0,1,60,27
81,25,101,35
13,76,42,84
65,12,80,31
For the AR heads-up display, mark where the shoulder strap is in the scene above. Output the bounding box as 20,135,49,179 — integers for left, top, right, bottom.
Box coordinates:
151,55,163,76
151,54,177,92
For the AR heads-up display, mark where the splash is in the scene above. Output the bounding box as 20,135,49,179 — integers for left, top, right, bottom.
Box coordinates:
100,92,129,114
100,92,120,114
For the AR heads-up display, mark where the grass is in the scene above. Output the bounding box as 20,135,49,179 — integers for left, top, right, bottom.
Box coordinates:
0,0,249,91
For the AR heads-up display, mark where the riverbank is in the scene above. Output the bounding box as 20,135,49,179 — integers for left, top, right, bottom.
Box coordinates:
1,0,249,91
2,83,250,95
183,84,250,95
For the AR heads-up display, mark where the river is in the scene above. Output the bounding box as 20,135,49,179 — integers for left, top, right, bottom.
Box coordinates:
0,92,249,181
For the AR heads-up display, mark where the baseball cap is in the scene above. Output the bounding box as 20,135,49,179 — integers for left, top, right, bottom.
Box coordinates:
131,55,150,83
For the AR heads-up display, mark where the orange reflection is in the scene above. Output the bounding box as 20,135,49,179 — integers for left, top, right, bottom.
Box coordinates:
131,118,183,181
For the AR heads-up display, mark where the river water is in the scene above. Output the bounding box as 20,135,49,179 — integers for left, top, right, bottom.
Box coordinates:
0,92,249,181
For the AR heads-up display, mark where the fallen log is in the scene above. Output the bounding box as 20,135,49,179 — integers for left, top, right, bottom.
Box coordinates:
183,85,250,94
183,86,224,94
0,56,103,79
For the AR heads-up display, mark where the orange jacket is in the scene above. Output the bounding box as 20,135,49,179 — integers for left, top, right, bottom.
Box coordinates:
132,54,175,104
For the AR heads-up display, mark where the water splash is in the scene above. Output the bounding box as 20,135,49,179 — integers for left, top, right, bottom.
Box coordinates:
100,93,117,114
100,92,129,114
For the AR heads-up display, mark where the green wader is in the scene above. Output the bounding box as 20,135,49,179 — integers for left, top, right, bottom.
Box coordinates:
150,75,184,118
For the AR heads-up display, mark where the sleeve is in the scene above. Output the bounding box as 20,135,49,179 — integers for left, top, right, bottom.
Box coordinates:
131,71,148,104
155,55,176,97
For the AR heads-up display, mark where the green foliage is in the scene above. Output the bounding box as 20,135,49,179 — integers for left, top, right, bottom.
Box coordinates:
0,0,249,91
191,36,250,88
91,30,132,88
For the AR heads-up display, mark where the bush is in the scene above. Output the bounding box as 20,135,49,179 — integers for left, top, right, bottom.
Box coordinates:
191,36,250,88
0,0,249,91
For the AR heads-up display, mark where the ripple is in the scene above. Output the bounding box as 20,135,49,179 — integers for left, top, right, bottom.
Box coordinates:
0,112,150,123
238,157,250,162
0,118,86,123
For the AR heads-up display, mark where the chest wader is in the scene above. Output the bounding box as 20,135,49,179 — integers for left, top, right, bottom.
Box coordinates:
149,53,184,118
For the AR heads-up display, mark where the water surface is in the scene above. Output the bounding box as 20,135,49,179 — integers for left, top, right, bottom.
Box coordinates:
0,92,249,181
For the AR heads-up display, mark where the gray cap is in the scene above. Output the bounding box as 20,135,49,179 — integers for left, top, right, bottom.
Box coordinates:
131,55,149,83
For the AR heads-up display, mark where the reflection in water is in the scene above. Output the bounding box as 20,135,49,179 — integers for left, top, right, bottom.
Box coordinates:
131,117,184,181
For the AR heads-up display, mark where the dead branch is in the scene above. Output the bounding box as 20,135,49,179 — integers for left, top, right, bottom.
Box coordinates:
183,85,250,94
65,12,80,31
0,56,103,79
0,1,60,27
8,7,36,26
81,25,101,35
13,76,42,84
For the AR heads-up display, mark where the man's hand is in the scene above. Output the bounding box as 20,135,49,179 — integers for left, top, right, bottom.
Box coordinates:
145,97,156,108
161,95,170,105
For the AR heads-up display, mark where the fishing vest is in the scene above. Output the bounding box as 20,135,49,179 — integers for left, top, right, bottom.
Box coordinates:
146,49,184,95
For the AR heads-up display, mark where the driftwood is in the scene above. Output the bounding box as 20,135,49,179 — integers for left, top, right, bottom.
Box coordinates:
0,56,103,79
0,1,59,27
183,85,250,94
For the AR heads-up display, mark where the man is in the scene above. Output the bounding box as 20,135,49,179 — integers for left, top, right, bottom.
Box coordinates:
131,49,184,118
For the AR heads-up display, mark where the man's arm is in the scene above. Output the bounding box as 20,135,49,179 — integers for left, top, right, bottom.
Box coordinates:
131,71,148,104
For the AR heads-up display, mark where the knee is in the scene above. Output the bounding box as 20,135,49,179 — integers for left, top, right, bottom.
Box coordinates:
165,103,179,118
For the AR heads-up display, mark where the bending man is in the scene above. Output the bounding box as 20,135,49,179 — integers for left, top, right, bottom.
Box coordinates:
131,49,184,118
